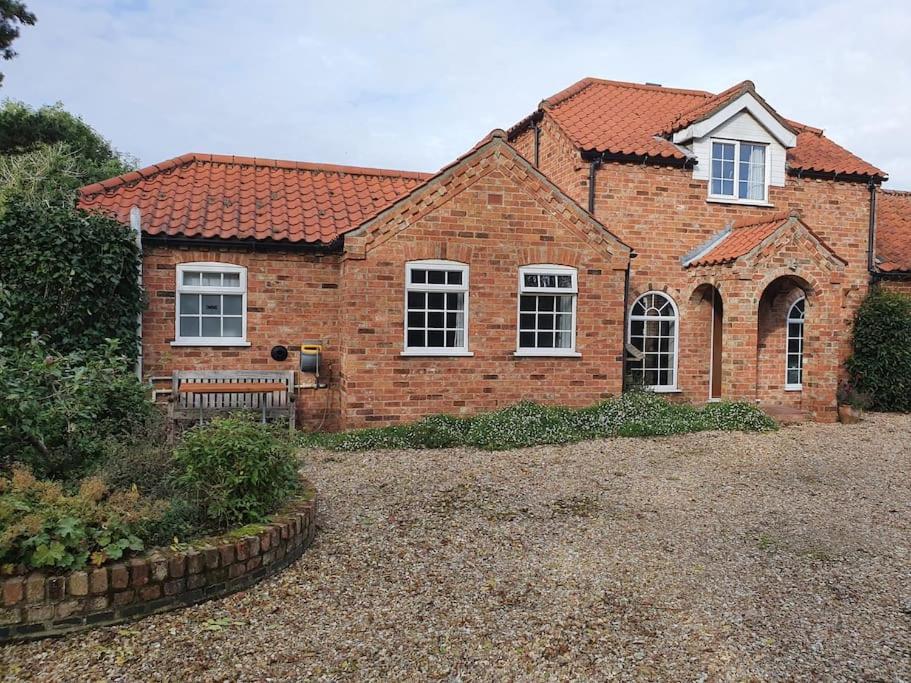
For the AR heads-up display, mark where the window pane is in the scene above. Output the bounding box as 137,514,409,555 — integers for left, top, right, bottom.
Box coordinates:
223,295,243,315
202,317,221,337
427,330,444,347
447,270,463,286
407,311,424,327
428,311,444,329
407,330,425,347
446,292,462,309
179,316,199,337
787,368,801,385
539,274,556,288
179,294,200,314
223,272,241,287
524,274,538,288
538,296,555,312
520,295,536,311
223,317,243,337
556,295,573,313
407,291,425,309
557,275,572,289
519,313,535,330
183,271,201,286
202,295,221,315
427,270,446,285
427,292,445,310
519,331,535,348
201,272,222,287
555,331,571,348
538,332,554,348
410,269,427,284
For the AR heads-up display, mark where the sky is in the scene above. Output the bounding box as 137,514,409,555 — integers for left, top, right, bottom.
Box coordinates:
5,0,911,187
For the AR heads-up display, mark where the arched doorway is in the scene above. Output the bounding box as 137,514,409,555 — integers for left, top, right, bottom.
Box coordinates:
692,284,724,400
756,275,811,404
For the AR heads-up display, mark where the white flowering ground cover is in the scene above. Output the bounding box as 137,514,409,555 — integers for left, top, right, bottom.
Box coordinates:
2,414,910,680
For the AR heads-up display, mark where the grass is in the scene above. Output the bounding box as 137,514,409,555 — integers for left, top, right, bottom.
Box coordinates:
300,391,778,452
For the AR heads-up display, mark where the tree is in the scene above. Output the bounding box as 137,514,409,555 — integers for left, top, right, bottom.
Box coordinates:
0,100,133,182
0,1,35,85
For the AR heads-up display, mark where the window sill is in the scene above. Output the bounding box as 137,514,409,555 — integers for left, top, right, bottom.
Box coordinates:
784,385,803,392
513,350,582,358
171,340,251,348
706,196,774,208
400,350,474,357
648,386,682,394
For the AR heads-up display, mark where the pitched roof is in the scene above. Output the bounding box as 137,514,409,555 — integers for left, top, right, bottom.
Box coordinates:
513,77,885,179
876,190,911,272
685,213,793,267
78,153,431,245
348,129,631,257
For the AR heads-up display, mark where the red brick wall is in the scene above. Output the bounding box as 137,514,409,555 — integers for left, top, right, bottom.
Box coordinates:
141,245,343,430
337,149,629,429
879,279,911,295
512,114,874,416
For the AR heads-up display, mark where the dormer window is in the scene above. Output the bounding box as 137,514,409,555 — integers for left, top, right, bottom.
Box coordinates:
710,140,768,203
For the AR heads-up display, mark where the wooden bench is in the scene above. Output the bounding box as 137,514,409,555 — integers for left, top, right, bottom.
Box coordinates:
168,370,296,436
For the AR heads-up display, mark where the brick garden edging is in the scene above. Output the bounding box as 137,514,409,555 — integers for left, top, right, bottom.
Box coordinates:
0,486,317,642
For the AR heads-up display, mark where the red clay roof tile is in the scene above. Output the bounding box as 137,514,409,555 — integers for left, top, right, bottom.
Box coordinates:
686,212,792,267
78,153,431,244
876,190,911,272
527,77,885,178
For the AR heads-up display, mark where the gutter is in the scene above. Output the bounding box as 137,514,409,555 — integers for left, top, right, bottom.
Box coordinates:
141,234,344,254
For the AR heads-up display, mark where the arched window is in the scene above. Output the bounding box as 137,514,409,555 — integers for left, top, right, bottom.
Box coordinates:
785,298,805,390
628,292,678,390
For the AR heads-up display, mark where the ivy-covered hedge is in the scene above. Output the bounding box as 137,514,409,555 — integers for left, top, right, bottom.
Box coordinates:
0,200,142,359
847,288,911,412
300,393,777,452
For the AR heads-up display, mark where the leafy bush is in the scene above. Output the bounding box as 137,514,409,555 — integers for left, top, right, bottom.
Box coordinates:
174,415,300,529
847,288,911,412
0,198,143,359
302,393,777,452
0,338,155,478
0,468,165,571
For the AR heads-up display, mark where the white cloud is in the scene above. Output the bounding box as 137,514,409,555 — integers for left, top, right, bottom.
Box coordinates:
5,0,910,186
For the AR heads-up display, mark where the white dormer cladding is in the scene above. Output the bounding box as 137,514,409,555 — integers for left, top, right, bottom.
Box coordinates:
673,91,797,205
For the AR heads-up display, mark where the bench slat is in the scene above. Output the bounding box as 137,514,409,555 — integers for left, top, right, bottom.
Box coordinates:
178,382,288,394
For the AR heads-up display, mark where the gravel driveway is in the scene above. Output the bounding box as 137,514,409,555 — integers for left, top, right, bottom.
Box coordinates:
2,414,910,681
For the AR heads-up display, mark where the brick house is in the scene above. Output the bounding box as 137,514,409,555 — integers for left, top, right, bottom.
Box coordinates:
78,77,907,428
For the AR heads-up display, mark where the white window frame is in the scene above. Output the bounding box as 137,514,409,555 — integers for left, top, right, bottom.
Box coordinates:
172,262,250,347
514,265,580,357
402,260,472,357
627,291,680,392
708,138,771,205
785,297,805,391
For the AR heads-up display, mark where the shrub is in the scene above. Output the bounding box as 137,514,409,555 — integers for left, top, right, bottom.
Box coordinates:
173,415,300,529
0,338,155,478
0,468,164,571
0,198,143,359
302,393,777,452
847,288,911,412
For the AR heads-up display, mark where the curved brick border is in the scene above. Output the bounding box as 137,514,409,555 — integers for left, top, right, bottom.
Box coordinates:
0,486,317,642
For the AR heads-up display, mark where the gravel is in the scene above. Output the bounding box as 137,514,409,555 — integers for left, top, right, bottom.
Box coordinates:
2,414,910,681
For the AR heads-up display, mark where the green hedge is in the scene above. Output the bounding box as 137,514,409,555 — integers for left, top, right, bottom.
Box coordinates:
847,288,911,412
301,393,777,452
